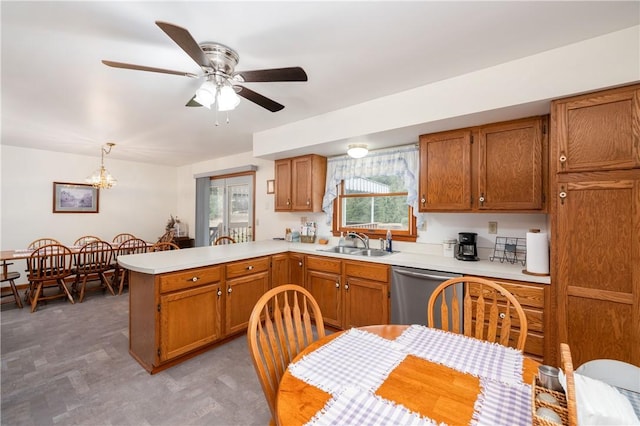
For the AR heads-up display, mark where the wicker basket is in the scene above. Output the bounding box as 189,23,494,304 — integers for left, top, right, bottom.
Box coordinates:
300,235,316,243
531,377,569,425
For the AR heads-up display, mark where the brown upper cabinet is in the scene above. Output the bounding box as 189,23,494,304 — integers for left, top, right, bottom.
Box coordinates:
275,154,327,212
419,116,548,212
554,86,640,173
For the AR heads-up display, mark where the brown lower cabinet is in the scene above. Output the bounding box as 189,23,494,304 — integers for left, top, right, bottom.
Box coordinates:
305,255,390,329
468,276,549,362
129,256,269,374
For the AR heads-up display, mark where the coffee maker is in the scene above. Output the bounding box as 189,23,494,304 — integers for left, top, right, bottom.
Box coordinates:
455,232,479,261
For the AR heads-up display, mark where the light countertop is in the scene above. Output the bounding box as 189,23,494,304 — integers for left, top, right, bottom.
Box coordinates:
118,240,550,284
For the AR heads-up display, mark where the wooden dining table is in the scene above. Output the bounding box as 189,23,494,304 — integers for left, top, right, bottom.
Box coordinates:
276,324,540,426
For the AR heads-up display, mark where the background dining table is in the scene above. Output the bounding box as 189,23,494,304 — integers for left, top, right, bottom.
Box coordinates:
276,324,540,426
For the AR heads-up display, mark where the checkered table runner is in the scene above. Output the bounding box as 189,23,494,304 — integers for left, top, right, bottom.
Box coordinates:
394,325,524,385
305,386,439,426
289,328,407,394
617,388,640,418
471,379,532,426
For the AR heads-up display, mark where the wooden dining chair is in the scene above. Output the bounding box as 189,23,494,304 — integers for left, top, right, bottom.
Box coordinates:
73,241,115,302
27,238,61,249
247,284,325,424
560,343,578,426
427,276,528,351
26,244,75,312
73,235,101,247
157,229,175,243
1,266,23,308
149,241,180,252
214,236,236,245
113,238,148,295
112,233,136,245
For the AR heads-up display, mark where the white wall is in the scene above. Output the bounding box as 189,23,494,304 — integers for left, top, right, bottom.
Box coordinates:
255,25,640,156
0,145,177,279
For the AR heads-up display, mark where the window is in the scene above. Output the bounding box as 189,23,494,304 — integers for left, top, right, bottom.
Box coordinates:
334,175,417,240
324,145,419,242
195,166,256,247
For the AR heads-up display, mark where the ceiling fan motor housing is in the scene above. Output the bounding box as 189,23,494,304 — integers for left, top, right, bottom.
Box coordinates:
200,42,239,77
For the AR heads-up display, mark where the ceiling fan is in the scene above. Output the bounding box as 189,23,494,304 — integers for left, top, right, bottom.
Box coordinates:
102,21,308,113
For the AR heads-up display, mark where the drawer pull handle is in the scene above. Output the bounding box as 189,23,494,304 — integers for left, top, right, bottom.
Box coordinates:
188,276,199,282
246,265,254,271
499,312,506,319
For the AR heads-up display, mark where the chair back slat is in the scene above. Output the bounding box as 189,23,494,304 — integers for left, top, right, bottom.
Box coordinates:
73,235,101,247
150,242,180,252
27,238,60,250
428,277,529,351
248,285,325,423
560,343,578,426
112,233,136,245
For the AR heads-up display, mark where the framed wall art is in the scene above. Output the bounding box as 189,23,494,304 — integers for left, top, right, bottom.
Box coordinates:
53,182,99,213
266,179,275,194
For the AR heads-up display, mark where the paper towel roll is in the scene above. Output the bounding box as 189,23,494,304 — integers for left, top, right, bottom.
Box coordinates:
526,231,549,275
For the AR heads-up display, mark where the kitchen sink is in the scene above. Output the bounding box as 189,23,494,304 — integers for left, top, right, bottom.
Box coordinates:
319,246,362,254
356,249,390,257
318,246,394,257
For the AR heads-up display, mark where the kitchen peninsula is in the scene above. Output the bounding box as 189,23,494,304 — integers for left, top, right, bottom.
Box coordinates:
118,240,549,373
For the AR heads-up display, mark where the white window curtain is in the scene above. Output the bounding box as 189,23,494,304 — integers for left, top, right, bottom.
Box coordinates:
322,144,420,225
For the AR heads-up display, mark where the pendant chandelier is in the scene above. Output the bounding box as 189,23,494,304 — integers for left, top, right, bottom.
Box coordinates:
86,143,117,189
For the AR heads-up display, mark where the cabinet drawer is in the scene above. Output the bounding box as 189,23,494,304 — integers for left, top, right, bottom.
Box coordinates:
226,256,270,279
477,277,545,309
344,261,389,283
159,266,222,294
306,255,341,274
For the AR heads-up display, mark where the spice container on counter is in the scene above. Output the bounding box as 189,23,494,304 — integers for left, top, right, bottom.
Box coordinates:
443,239,457,257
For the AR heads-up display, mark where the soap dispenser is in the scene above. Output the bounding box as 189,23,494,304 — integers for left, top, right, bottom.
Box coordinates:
338,232,345,247
386,229,393,252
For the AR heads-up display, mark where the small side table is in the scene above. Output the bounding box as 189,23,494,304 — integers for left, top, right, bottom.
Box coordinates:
172,237,194,249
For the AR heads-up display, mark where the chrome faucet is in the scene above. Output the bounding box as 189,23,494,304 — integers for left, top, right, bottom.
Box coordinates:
346,232,369,249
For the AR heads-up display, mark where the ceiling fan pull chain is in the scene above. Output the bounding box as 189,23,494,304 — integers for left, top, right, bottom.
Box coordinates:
214,108,219,127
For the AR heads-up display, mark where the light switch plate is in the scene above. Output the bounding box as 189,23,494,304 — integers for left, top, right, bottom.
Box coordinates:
488,221,498,234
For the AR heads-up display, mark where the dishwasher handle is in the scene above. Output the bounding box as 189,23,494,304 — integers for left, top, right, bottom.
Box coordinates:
393,268,458,281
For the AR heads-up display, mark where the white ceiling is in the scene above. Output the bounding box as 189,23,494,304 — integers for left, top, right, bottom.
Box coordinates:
2,1,638,166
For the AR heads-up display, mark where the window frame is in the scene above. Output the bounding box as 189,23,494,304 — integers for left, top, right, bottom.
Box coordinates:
332,180,418,242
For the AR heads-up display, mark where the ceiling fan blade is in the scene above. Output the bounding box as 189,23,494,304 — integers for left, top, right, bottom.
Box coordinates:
102,60,198,78
235,67,308,82
236,86,284,112
155,21,210,68
186,95,202,107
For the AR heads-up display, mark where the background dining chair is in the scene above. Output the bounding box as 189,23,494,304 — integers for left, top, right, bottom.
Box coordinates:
576,358,640,393
1,266,23,308
113,238,148,295
149,241,180,252
73,235,101,247
427,276,528,351
73,240,115,302
112,233,136,245
26,244,75,312
157,229,175,243
247,284,325,424
214,236,236,245
24,238,62,302
27,238,61,249
560,343,578,426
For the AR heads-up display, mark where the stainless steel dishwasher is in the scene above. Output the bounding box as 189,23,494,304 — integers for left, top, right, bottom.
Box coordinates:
391,266,462,326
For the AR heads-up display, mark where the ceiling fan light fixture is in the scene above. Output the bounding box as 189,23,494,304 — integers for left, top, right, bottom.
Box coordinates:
217,84,240,111
194,81,217,109
347,144,368,159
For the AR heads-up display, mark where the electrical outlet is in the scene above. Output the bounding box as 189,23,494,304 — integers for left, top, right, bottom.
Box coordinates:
488,221,498,234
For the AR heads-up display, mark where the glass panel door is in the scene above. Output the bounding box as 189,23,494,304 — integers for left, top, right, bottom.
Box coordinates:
209,175,254,245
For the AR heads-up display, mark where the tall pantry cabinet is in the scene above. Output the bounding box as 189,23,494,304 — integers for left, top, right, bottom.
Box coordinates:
550,83,640,367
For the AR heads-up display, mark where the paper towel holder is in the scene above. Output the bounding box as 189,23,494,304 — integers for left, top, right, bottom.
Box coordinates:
522,229,550,277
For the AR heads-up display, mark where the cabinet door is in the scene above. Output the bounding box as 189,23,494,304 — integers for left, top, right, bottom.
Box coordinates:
306,270,342,328
554,86,640,173
478,117,544,210
291,156,313,210
271,253,290,287
419,129,472,211
289,253,305,287
159,283,222,361
344,277,388,328
275,159,292,211
556,173,640,366
225,271,270,335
